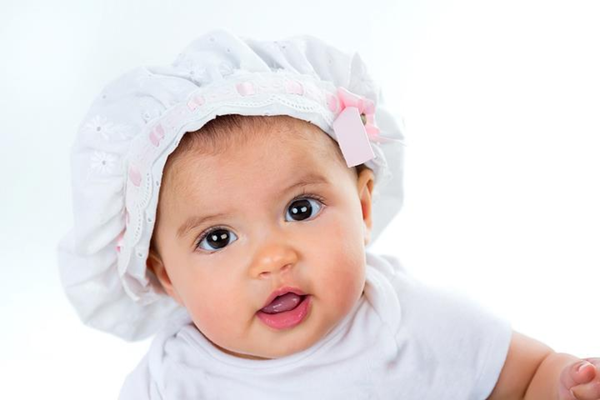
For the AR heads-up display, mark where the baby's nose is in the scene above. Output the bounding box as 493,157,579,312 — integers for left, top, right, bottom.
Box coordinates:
248,241,298,279
258,263,293,279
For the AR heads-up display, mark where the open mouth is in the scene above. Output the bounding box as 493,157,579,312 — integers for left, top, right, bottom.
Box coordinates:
256,294,311,330
260,292,307,314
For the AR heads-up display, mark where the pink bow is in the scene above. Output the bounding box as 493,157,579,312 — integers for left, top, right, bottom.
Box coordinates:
336,87,380,137
332,87,379,167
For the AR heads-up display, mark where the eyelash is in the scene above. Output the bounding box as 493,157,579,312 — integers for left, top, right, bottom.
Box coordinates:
194,191,326,252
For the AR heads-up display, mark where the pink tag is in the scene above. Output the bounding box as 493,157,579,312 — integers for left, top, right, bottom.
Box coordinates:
333,107,375,167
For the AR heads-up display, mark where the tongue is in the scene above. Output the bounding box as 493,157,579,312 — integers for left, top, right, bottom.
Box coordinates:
261,293,303,314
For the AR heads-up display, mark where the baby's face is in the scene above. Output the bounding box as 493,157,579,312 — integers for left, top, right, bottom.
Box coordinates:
149,117,374,359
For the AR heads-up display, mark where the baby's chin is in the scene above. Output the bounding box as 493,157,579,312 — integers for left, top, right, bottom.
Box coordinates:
205,334,307,360
232,339,317,360
198,319,330,360
213,331,322,360
215,344,272,360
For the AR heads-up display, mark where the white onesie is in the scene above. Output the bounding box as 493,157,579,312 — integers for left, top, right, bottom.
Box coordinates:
119,251,512,399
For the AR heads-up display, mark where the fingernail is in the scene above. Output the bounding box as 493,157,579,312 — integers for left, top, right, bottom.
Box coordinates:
577,361,592,372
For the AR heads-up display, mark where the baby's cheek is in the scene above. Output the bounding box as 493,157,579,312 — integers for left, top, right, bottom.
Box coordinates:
323,252,365,309
187,289,242,341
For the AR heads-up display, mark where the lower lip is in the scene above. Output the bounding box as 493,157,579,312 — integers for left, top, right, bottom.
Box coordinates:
256,295,311,330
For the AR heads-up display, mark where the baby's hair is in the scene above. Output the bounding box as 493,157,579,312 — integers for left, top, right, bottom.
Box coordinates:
177,114,364,169
164,114,370,190
149,114,370,258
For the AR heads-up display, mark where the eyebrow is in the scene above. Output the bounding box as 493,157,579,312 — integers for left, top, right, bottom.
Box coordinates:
176,173,330,238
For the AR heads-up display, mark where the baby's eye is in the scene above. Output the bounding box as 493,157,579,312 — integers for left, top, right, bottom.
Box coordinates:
196,228,238,252
285,197,323,222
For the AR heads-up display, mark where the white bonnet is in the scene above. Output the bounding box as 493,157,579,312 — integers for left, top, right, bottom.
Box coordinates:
58,29,406,341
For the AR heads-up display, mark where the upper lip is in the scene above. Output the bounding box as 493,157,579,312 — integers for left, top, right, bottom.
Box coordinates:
260,286,307,310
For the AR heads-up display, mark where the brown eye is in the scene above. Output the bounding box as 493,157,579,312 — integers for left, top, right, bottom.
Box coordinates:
197,228,238,252
286,198,323,222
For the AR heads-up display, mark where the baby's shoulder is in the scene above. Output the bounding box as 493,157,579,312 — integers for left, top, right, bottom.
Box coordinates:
364,252,512,400
365,251,508,337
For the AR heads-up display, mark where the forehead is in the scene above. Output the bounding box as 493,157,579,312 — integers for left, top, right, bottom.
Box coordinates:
161,117,352,205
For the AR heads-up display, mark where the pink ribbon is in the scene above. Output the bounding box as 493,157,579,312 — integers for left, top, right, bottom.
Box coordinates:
332,87,379,167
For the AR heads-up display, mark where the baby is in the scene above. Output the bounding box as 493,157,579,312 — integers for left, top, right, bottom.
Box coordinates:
58,30,599,399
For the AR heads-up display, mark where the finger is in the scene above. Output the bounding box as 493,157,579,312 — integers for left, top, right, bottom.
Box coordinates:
561,361,597,391
583,358,600,372
570,380,600,400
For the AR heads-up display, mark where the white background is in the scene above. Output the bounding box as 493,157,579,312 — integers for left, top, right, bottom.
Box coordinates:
1,0,598,398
